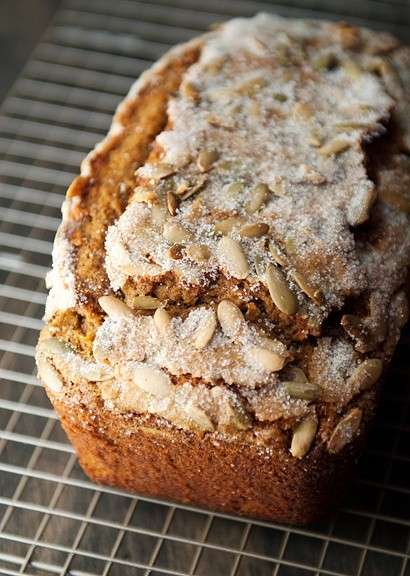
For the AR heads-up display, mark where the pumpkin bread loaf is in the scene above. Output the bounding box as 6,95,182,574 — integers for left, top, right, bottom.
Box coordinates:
36,14,410,524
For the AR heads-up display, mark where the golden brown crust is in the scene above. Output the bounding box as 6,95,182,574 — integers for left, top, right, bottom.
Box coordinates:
51,389,370,525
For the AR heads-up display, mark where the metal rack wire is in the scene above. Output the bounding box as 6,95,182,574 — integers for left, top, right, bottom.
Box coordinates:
0,0,409,574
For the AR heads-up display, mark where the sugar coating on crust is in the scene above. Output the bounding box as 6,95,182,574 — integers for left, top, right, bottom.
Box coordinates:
40,14,410,449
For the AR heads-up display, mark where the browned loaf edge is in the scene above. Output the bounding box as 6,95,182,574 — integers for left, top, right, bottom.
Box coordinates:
36,15,410,524
50,390,368,525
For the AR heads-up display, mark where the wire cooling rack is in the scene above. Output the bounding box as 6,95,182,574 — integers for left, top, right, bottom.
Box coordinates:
0,0,409,574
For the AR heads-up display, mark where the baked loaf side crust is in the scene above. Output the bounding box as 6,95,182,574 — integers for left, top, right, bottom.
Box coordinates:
49,384,370,524
37,15,410,523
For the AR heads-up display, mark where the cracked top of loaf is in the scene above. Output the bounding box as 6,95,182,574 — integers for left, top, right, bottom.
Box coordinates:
37,14,410,457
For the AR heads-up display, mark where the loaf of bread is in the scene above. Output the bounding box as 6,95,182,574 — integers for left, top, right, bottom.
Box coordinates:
36,14,410,524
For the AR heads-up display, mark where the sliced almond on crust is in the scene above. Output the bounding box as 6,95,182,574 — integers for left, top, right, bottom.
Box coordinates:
290,415,318,459
132,366,172,398
193,310,217,349
99,295,134,319
265,264,298,315
327,408,362,454
217,300,244,338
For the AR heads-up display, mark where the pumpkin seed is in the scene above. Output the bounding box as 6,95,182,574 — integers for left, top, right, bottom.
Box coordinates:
37,357,64,393
327,408,362,454
269,178,286,197
186,243,211,263
133,366,172,398
145,163,175,180
252,347,285,372
292,271,322,304
336,23,361,50
246,183,269,213
334,121,373,131
284,381,320,401
197,149,219,172
98,295,134,319
193,310,217,349
133,186,158,205
240,222,269,238
214,217,245,235
265,264,298,315
163,222,192,244
254,254,265,277
134,295,161,310
319,138,351,157
166,190,179,216
175,180,190,196
226,181,244,196
309,129,322,147
184,404,214,431
273,92,287,102
347,358,382,391
290,415,318,458
151,204,167,227
168,244,184,260
285,366,308,383
347,187,377,226
207,114,234,129
293,102,312,120
153,308,171,333
39,337,72,357
217,300,244,337
342,60,362,79
180,174,208,200
269,242,287,266
238,77,267,95
217,237,249,279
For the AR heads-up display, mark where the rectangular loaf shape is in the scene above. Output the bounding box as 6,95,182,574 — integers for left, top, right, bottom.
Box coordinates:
36,14,410,524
